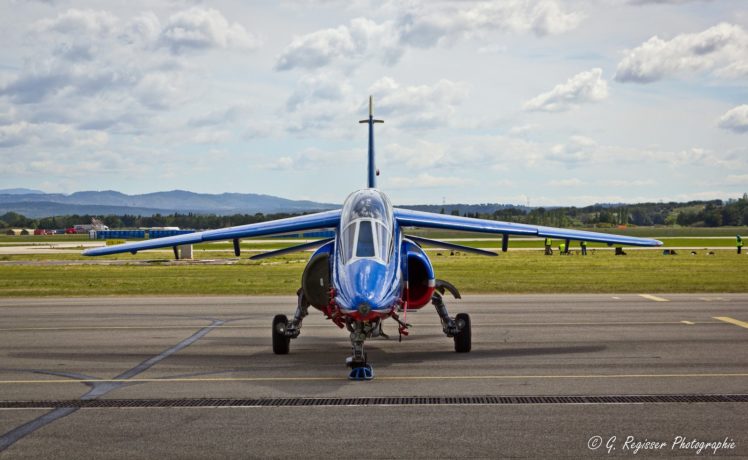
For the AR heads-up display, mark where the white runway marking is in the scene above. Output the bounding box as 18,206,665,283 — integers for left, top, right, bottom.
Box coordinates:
639,294,669,302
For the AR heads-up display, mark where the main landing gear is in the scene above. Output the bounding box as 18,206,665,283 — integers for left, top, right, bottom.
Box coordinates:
272,289,309,355
432,280,471,353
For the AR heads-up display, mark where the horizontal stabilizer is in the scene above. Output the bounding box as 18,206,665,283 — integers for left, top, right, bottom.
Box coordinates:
249,238,334,260
395,208,662,247
406,235,498,257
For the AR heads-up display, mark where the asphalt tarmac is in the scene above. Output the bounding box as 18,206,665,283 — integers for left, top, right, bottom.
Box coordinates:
1,294,746,458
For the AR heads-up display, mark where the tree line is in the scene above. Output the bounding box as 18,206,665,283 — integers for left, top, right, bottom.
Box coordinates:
1,194,747,230
0,211,309,230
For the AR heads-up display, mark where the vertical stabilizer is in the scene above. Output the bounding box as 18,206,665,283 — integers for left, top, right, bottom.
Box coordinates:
359,96,384,188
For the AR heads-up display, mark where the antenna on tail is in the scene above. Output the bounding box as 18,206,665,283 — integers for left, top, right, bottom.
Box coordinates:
359,95,383,188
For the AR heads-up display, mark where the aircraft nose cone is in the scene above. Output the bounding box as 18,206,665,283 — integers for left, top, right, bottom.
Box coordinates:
339,259,390,312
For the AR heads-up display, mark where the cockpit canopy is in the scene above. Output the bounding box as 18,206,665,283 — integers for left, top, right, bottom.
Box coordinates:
339,189,394,264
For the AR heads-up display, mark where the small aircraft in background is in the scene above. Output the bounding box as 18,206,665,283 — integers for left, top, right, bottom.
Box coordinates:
85,97,662,380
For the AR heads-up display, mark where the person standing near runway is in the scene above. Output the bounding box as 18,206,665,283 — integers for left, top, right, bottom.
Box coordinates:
580,240,587,256
738,235,743,254
544,237,553,255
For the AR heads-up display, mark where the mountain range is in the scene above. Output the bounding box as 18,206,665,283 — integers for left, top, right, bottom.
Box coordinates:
0,189,523,218
0,190,337,218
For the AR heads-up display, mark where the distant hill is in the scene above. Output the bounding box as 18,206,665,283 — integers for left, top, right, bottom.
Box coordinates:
401,203,531,215
0,189,535,219
0,190,337,218
0,188,45,195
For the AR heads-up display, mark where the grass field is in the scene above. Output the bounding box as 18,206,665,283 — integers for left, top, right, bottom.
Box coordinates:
1,227,745,296
1,250,745,296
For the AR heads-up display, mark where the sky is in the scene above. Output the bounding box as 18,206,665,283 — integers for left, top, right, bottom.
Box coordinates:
1,0,747,207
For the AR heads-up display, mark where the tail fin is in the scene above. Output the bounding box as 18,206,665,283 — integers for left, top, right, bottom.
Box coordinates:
359,95,384,188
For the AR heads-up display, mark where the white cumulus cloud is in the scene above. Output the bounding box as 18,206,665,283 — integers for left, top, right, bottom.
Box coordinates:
546,135,597,164
615,23,748,83
275,1,582,70
717,105,748,133
523,68,608,112
369,77,468,128
160,7,260,54
33,8,118,36
286,73,353,111
275,18,401,71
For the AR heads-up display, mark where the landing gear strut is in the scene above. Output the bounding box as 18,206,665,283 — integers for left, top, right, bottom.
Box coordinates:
272,289,309,355
432,280,471,353
345,319,376,380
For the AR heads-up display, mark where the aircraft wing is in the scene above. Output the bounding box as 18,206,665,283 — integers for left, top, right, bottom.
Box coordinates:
83,209,342,256
394,208,662,247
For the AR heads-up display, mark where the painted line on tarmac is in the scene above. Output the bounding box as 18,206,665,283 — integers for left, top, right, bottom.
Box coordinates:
713,316,748,330
1,373,747,385
639,294,670,302
0,319,225,453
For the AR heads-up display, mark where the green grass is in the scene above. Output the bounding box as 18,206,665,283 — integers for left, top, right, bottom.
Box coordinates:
431,250,747,293
1,250,745,296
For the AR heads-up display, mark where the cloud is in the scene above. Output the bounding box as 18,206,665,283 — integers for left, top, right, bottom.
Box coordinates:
381,141,447,168
33,8,118,37
523,68,608,112
388,172,469,189
598,179,656,187
258,147,358,171
0,122,36,148
509,124,537,135
1,7,258,112
275,1,582,70
628,0,713,4
134,72,185,110
717,105,748,133
725,174,748,185
398,1,582,46
549,178,584,186
615,23,748,83
546,135,597,164
286,73,353,111
159,7,260,54
369,77,468,128
275,18,401,71
188,104,249,127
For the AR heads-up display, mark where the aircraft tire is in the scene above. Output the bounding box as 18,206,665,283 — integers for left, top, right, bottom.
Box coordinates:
272,314,290,354
453,313,471,353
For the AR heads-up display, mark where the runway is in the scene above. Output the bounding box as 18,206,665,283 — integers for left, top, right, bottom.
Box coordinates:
1,294,746,458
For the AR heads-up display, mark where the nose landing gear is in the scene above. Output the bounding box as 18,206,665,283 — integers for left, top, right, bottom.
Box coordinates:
346,320,377,380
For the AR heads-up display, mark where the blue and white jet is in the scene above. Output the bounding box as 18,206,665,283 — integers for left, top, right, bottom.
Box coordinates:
84,97,662,380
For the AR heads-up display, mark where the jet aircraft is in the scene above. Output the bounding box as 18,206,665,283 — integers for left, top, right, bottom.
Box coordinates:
84,97,663,380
